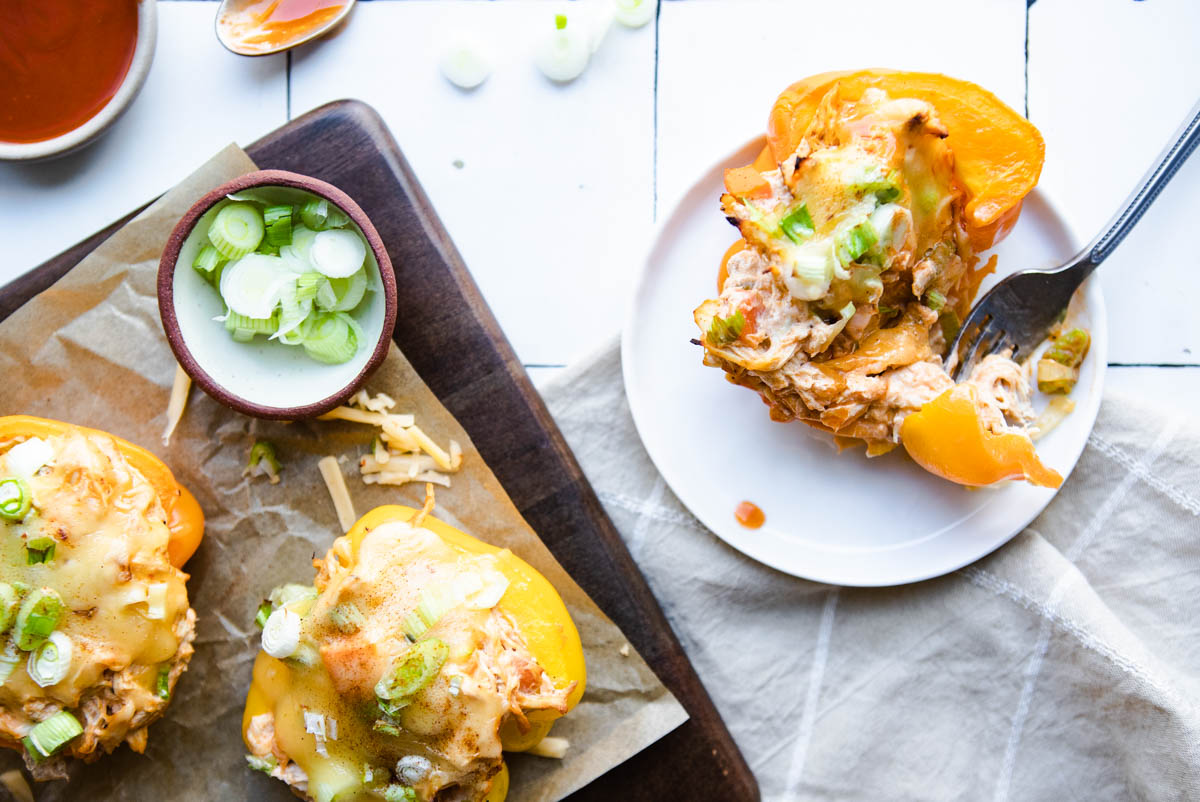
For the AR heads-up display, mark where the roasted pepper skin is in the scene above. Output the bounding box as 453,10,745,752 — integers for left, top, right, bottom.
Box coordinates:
241,506,586,801
900,386,1063,488
0,415,204,567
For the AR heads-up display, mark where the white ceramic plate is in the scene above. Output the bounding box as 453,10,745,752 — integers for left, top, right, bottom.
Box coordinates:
622,138,1106,587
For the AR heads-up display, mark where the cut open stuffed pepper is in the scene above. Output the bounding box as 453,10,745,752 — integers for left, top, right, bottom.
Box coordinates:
0,415,203,778
242,489,586,802
695,69,1071,488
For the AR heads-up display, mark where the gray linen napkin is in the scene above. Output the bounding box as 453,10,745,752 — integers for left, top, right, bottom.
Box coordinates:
541,338,1200,802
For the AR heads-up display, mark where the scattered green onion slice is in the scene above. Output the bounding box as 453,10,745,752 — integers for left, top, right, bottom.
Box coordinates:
439,34,492,89
0,585,19,634
300,199,350,232
329,602,365,634
244,441,282,485
0,640,21,685
193,245,224,280
779,204,815,243
263,205,294,248
310,229,367,279
707,309,745,346
261,607,301,659
939,309,961,344
246,754,277,774
535,13,591,82
208,203,265,260
14,588,62,651
28,631,72,688
156,666,171,700
25,537,55,565
0,478,31,522
613,0,655,28
382,786,418,802
254,602,272,630
837,221,878,263
372,719,402,737
375,638,449,705
22,711,82,760
269,584,318,609
320,269,368,313
924,290,946,311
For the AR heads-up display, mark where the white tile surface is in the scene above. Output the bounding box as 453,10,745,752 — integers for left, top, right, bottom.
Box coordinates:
0,2,287,281
1107,366,1200,419
1030,0,1200,365
289,1,657,366
655,0,1027,218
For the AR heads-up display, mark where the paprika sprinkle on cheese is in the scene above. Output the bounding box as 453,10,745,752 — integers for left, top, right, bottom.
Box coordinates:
0,0,139,144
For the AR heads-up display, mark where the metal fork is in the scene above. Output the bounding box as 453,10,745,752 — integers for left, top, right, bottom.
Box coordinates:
949,97,1200,380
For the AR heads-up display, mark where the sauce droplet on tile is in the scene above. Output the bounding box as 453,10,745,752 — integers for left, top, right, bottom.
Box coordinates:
734,501,764,529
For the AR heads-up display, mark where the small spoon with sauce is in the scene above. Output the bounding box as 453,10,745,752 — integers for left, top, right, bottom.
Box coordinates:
215,0,355,57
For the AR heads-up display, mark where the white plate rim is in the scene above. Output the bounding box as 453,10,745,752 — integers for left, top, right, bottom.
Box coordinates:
622,136,1107,587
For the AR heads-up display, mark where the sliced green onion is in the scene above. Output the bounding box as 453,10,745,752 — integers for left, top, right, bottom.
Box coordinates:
614,0,655,28
1045,327,1090,368
295,272,324,304
263,205,294,248
837,221,878,264
254,602,272,629
14,588,63,651
246,754,277,774
535,13,591,82
244,441,282,485
208,203,265,260
372,719,402,737
310,229,367,279
0,478,31,521
301,312,360,365
22,711,82,760
300,199,350,232
192,244,225,283
28,631,72,688
0,584,19,634
0,640,22,685
219,253,293,320
375,638,449,705
439,34,492,89
939,309,961,344
320,269,368,313
924,290,946,311
156,665,171,700
223,309,279,339
779,203,815,243
261,607,301,659
24,537,55,565
329,602,364,634
382,786,418,802
268,584,318,609
707,309,745,346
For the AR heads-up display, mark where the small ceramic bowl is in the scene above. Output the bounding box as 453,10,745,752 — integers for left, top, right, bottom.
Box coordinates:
158,169,397,420
0,0,158,162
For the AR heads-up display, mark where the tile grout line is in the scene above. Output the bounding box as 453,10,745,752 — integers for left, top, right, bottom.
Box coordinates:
651,0,661,223
1024,0,1032,119
286,50,293,120
1108,363,1200,369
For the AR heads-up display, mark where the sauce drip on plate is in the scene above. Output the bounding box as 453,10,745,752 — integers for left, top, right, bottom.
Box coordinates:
218,0,345,55
0,0,138,144
735,501,764,529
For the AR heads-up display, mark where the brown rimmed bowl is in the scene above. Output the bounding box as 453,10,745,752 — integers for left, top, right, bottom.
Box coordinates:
158,169,397,420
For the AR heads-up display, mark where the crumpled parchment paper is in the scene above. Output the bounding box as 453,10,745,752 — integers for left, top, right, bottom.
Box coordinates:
0,144,687,801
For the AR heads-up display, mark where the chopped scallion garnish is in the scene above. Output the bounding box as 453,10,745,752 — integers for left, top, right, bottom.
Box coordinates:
837,221,878,263
244,441,282,485
707,309,746,346
22,711,82,760
28,631,72,688
0,478,31,522
924,290,946,311
208,203,265,260
382,785,418,802
246,753,277,774
24,537,55,565
14,588,62,651
0,584,19,634
156,665,171,700
779,204,815,243
329,602,364,634
254,602,272,629
375,638,449,708
263,205,294,248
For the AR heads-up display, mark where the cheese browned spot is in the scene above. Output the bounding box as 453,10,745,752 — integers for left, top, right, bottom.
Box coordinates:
0,430,195,779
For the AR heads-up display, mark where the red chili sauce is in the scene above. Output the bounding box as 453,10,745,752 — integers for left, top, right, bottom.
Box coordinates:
0,0,139,144
219,0,345,55
735,501,765,529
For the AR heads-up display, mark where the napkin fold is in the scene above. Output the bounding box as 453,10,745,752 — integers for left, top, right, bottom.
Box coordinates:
542,339,1200,802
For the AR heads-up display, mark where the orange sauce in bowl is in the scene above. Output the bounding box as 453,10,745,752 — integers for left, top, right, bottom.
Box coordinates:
218,0,345,55
735,501,765,529
0,0,139,144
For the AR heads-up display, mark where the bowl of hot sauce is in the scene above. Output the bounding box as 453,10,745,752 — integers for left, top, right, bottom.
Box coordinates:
0,0,156,161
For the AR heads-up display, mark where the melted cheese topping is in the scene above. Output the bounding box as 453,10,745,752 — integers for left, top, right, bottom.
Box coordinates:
0,430,193,767
248,521,572,802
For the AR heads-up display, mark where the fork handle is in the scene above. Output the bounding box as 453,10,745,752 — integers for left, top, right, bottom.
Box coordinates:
1084,96,1200,271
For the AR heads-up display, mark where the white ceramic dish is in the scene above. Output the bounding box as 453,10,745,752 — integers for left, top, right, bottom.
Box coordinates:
622,137,1106,587
0,0,158,162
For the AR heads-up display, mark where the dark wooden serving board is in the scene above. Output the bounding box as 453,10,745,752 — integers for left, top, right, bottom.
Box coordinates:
1,101,758,802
